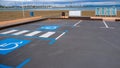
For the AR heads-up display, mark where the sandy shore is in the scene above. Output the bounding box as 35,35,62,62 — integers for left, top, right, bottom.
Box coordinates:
0,10,120,22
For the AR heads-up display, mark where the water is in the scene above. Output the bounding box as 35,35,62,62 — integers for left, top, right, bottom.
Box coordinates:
0,7,120,11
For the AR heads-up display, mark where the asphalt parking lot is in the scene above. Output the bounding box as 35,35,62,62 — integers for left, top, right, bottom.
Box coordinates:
0,19,120,68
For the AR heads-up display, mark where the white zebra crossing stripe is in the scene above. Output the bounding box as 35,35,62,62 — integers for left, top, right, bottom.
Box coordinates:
12,30,29,35
25,31,41,36
0,30,60,38
0,30,18,34
39,32,55,38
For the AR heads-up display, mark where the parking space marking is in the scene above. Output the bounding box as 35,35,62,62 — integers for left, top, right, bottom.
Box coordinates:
0,30,18,34
39,32,55,38
55,32,66,40
25,31,41,36
13,30,29,35
0,29,66,39
39,25,60,30
103,20,109,28
0,29,68,45
0,58,31,68
0,38,31,55
73,20,82,27
16,58,31,68
0,64,12,68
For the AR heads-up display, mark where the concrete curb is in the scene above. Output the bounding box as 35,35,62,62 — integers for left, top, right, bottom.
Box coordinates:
49,16,103,21
91,17,120,21
0,17,48,30
50,16,120,21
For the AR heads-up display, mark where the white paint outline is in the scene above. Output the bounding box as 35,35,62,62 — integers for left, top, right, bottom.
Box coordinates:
55,32,66,40
13,30,29,35
39,32,55,38
73,20,82,27
0,30,18,34
25,31,41,36
103,20,109,28
0,41,23,50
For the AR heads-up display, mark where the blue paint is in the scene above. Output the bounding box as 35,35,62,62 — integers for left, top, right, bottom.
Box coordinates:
0,64,12,68
72,25,75,28
16,58,31,68
0,38,31,55
49,39,56,45
0,34,54,41
0,34,56,45
38,25,60,30
64,30,68,33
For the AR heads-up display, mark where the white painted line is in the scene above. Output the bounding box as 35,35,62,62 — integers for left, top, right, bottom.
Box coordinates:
73,20,82,27
103,20,109,28
25,31,41,36
13,30,29,35
39,32,55,38
55,32,66,40
0,30,18,34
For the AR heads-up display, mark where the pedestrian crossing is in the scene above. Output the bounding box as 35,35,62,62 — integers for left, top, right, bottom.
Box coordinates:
39,32,55,38
0,30,18,34
13,30,29,35
25,31,41,36
0,29,58,38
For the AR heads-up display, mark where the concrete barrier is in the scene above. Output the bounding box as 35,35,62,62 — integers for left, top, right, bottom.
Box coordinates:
0,16,48,30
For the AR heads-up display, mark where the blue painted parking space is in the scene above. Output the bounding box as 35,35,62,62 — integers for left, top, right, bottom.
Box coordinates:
0,64,12,68
0,58,31,68
0,38,31,55
16,58,31,68
38,25,60,31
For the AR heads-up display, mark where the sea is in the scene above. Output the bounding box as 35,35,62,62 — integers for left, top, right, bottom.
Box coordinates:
0,6,120,11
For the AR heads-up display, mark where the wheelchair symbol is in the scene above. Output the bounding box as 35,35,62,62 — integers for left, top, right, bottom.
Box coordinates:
0,41,23,50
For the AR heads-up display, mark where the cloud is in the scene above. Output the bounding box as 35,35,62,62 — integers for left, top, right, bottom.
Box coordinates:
2,0,33,1
1,0,120,2
81,2,120,5
1,0,78,2
0,0,119,6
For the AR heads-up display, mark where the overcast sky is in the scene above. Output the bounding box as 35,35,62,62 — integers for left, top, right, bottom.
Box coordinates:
1,0,120,2
0,0,119,6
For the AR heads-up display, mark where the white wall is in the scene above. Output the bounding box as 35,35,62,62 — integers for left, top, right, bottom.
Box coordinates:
69,11,81,17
